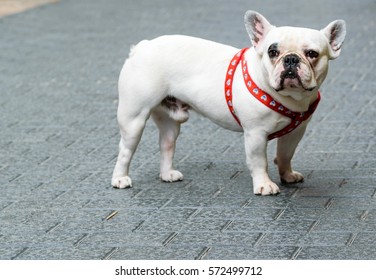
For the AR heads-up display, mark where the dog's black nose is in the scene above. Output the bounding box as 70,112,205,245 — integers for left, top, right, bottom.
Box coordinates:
283,54,300,68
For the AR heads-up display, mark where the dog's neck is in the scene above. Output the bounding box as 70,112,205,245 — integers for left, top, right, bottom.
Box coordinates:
225,48,320,139
244,48,319,112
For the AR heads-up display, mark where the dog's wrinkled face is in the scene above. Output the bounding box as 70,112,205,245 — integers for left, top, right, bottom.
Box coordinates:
244,11,346,100
264,27,330,96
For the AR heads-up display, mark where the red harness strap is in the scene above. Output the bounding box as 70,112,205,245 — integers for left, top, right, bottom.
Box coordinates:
225,48,321,140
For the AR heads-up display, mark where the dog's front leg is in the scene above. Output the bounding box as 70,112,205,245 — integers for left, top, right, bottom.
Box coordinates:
244,130,280,195
274,123,307,184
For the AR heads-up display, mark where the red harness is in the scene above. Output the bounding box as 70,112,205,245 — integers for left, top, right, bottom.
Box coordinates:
225,48,320,140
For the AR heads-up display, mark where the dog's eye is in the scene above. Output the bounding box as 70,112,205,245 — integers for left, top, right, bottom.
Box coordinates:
268,49,280,58
306,50,319,59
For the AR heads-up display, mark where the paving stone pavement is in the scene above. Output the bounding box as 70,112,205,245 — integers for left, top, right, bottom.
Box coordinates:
0,0,375,260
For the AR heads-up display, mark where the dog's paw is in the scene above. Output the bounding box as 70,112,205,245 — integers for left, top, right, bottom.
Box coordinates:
280,171,304,184
253,180,280,196
160,170,184,183
112,176,132,189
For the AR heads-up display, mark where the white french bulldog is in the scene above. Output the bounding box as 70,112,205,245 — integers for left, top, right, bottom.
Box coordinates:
111,11,346,195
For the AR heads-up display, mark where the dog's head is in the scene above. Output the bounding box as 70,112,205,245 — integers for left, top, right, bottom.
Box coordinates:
244,11,346,100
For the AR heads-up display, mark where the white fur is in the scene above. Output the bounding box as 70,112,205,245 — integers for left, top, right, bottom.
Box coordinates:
111,11,346,195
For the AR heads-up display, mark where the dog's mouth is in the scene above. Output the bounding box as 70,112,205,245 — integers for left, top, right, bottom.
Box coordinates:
275,69,315,92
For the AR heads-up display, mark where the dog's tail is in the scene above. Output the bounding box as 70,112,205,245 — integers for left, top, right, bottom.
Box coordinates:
128,44,137,57
128,40,149,58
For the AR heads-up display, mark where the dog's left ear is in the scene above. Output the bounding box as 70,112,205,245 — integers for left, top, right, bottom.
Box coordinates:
321,20,346,59
244,11,275,54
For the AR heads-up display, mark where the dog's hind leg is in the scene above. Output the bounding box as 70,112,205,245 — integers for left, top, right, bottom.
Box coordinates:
111,108,150,189
152,107,184,183
112,45,160,188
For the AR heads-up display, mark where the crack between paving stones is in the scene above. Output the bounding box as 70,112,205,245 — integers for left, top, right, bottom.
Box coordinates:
346,233,358,246
254,233,267,246
187,208,201,220
45,222,62,233
102,247,119,260
159,199,173,209
220,220,234,232
324,198,335,210
273,209,286,220
308,221,320,233
195,247,211,260
360,210,369,221
132,221,145,232
73,233,89,247
11,247,29,260
162,232,178,247
290,247,303,260
371,189,376,198
230,171,243,180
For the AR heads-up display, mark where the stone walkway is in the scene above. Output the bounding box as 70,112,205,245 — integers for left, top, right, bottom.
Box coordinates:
0,0,375,259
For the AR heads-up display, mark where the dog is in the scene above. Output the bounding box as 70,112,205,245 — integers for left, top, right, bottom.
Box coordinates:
111,11,346,195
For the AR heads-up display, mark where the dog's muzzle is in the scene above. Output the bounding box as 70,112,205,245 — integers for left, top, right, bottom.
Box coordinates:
277,53,316,91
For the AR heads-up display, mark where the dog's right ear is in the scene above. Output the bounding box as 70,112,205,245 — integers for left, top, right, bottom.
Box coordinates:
244,11,275,54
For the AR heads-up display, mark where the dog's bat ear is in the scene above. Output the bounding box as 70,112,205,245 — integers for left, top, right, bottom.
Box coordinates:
244,11,275,54
321,20,346,59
